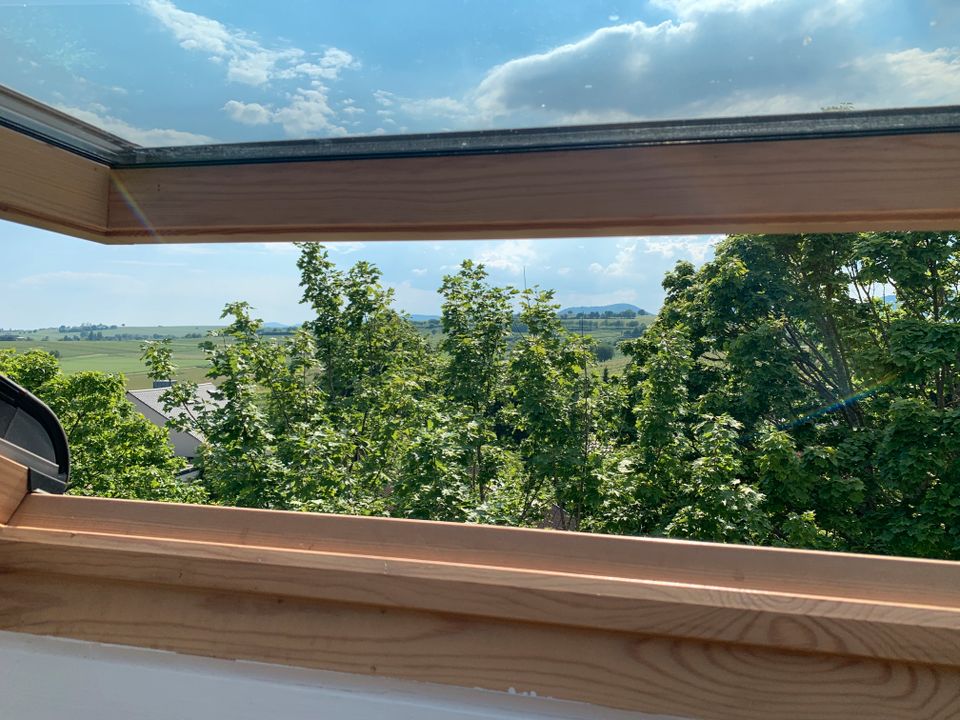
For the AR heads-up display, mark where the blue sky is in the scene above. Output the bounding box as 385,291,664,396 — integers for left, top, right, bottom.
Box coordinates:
1,0,957,142
1,0,958,327
0,222,719,328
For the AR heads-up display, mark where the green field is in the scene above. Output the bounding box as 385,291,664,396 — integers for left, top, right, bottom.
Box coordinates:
14,325,222,341
2,316,652,387
2,327,219,389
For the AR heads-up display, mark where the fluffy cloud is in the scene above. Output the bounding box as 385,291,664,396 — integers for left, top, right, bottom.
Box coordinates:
652,0,791,17
272,86,345,136
222,100,272,125
588,235,719,277
143,0,360,138
375,91,470,120
223,84,346,137
640,235,721,262
474,239,539,275
142,0,357,87
473,20,696,122
858,48,960,105
382,0,957,131
285,49,359,81
325,242,366,255
56,104,214,146
589,240,638,277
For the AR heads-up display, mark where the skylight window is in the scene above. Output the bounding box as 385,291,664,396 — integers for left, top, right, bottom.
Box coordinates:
2,0,957,148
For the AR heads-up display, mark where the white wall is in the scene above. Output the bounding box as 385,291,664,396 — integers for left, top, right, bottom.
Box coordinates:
125,394,200,459
0,631,674,720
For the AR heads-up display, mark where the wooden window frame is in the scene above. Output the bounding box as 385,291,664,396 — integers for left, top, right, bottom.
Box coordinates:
2,88,960,243
2,456,960,719
2,94,960,718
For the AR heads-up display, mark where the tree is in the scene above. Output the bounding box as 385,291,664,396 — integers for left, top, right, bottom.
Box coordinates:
509,289,600,528
0,348,201,503
594,343,615,362
144,246,434,516
437,261,516,505
30,232,958,561
598,232,960,558
145,303,342,510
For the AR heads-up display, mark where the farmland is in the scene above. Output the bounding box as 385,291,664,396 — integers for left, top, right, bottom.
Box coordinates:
2,326,220,389
1,316,654,388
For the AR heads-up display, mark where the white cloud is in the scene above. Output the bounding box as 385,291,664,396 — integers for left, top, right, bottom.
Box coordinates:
640,234,721,262
142,0,232,55
474,239,538,274
142,0,357,87
223,84,347,137
586,235,718,278
56,105,214,146
257,242,299,254
373,90,395,107
325,242,366,255
382,0,955,131
391,95,471,120
223,100,272,125
272,85,345,136
588,240,638,277
473,20,695,122
411,268,428,276
859,47,960,105
286,48,359,81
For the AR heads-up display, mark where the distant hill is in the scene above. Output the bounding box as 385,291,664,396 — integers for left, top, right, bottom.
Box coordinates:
559,303,651,316
408,314,441,322
263,321,295,329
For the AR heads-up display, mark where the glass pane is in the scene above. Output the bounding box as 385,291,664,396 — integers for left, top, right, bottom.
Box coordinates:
7,220,960,560
1,0,957,147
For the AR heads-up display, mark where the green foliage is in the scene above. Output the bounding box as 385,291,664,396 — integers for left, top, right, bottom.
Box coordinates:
599,231,960,558
21,232,960,561
0,349,202,503
594,343,615,362
509,289,601,528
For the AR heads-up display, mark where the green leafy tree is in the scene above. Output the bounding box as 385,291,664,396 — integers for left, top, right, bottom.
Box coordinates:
144,305,353,511
0,348,201,503
600,232,960,558
509,289,600,528
437,261,517,505
69,232,954,560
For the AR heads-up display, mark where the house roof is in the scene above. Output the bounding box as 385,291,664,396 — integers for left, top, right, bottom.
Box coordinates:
126,383,220,424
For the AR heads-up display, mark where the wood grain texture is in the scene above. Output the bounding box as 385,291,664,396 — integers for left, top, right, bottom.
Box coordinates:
1,571,958,720
0,631,656,720
1,525,960,668
0,455,28,524
4,124,959,244
11,494,960,607
105,132,960,243
3,496,960,716
0,125,109,237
